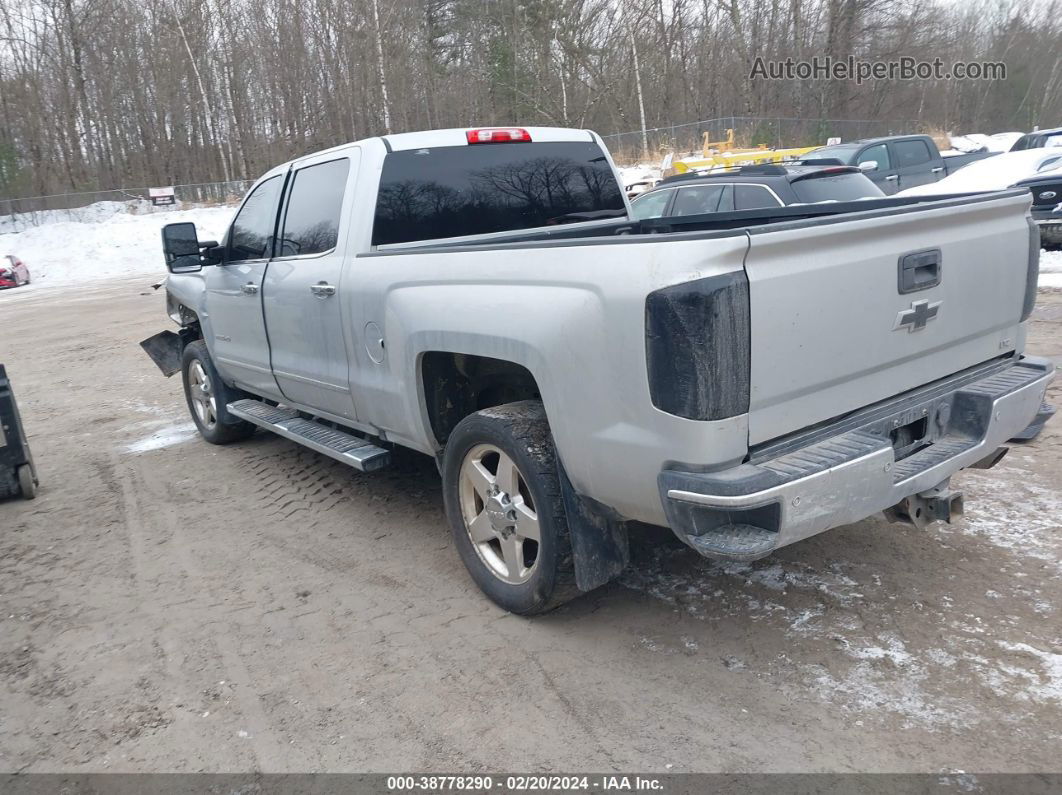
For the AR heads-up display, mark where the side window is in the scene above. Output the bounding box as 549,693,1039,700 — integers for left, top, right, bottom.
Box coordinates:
893,140,932,168
858,143,890,170
228,176,283,262
630,189,672,220
672,185,726,216
278,159,351,257
734,184,783,210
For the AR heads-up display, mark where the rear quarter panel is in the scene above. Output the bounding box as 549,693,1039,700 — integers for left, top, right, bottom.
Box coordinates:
351,233,751,526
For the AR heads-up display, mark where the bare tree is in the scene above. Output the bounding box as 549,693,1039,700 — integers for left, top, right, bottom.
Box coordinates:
1,0,1060,197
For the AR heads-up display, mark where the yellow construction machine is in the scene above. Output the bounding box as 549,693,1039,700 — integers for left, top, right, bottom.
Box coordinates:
669,129,820,174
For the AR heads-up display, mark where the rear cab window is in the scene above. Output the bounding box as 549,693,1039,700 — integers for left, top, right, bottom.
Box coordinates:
371,141,625,246
791,173,884,204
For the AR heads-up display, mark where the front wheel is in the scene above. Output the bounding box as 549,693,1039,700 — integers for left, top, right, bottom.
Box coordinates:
442,400,578,615
181,340,255,445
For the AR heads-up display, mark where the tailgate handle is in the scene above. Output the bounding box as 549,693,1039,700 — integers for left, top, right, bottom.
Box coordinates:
898,249,941,294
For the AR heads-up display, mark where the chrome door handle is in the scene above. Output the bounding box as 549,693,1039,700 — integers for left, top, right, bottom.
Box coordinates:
310,282,336,297
885,174,899,181
240,283,259,295
931,167,944,173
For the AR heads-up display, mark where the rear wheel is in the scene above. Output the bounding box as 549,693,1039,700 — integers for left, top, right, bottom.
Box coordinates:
442,400,578,615
181,340,255,445
17,464,36,499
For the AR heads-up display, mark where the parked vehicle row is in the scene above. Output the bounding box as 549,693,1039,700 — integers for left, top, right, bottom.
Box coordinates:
1009,126,1062,152
899,149,1062,249
144,125,1052,614
802,134,998,194
629,163,883,220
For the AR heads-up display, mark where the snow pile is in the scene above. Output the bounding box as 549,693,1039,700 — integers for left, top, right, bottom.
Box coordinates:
899,149,1062,197
618,164,662,189
1042,249,1062,289
0,200,147,234
948,132,1024,154
0,205,234,289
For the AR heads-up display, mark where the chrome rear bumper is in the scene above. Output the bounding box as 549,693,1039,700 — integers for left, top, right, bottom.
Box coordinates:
659,356,1054,560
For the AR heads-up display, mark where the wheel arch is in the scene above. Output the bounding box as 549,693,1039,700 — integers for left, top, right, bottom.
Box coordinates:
419,350,544,448
421,351,630,594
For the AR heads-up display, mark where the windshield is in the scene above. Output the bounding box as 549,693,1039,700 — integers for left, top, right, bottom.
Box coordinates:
806,145,859,163
791,173,884,203
372,141,625,245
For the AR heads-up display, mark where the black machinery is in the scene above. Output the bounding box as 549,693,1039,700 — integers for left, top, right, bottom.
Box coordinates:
0,364,37,500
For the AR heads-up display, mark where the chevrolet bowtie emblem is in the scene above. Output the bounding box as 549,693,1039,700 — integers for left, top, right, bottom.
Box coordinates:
894,299,942,332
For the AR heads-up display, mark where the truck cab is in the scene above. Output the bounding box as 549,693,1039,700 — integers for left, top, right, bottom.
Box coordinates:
807,135,996,194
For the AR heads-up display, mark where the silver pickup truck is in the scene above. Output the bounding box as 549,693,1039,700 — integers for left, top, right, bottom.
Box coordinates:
145,125,1054,614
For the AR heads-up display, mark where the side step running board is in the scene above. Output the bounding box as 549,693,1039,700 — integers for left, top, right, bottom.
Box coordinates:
227,399,391,472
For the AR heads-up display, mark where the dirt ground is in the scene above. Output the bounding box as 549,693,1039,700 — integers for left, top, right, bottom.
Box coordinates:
1,278,1060,774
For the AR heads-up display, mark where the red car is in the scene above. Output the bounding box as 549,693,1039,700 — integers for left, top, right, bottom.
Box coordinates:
0,255,30,288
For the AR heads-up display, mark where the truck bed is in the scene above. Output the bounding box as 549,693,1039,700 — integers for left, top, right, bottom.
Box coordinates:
382,190,1025,252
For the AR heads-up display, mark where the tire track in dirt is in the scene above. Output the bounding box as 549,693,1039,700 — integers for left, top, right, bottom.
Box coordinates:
107,448,293,768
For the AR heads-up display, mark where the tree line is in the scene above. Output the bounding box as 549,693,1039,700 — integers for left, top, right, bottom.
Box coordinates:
1,0,1061,199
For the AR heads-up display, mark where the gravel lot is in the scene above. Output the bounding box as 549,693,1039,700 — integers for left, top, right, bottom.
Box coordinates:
1,279,1060,773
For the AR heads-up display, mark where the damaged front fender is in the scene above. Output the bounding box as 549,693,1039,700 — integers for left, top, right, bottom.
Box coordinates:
139,329,186,377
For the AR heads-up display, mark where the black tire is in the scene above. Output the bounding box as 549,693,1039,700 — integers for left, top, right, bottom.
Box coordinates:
442,400,579,615
181,340,256,445
17,464,36,499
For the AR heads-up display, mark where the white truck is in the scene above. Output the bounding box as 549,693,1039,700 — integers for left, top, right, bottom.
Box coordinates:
144,126,1054,614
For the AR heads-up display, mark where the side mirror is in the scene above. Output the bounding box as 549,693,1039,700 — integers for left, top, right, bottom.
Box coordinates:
161,222,204,273
199,241,223,266
859,160,878,172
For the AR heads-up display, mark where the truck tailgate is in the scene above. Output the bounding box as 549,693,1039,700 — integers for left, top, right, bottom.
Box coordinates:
744,191,1035,445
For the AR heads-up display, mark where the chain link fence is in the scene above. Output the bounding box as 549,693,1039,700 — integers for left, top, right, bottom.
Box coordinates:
0,179,254,232
601,116,928,165
1,116,931,226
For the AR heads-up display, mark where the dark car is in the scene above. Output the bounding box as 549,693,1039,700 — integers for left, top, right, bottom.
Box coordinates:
802,134,997,195
1010,127,1062,152
629,163,884,220
0,255,31,288
1017,167,1062,249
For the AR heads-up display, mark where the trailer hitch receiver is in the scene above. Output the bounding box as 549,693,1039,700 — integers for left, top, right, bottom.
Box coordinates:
884,480,964,529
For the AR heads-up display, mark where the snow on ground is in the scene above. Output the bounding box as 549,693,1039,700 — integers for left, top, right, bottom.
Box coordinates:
1043,249,1062,289
0,204,234,290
